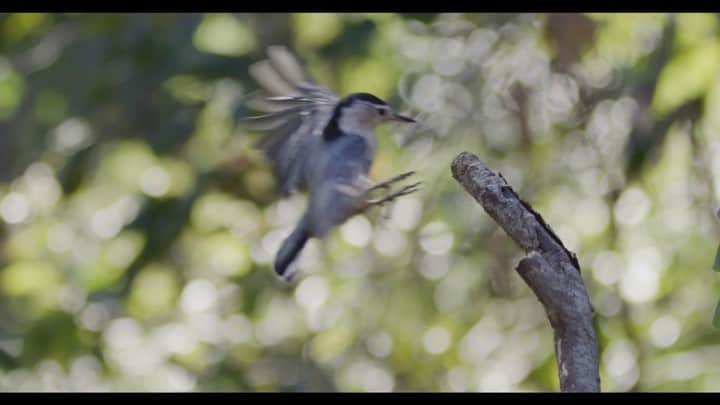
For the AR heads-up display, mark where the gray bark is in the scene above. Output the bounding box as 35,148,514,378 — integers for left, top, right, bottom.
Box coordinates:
451,151,600,392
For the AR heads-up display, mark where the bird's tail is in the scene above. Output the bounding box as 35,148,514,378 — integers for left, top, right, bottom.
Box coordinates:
274,224,310,282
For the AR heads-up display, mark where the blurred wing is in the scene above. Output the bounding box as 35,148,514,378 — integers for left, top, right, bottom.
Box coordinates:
244,46,339,196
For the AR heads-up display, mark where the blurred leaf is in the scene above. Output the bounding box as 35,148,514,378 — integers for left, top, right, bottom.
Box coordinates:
98,140,157,192
4,224,46,261
192,231,253,278
293,13,343,49
675,13,719,51
1,13,50,44
127,263,179,319
157,157,196,198
0,260,60,298
341,57,396,98
193,13,257,57
163,74,212,105
713,243,720,271
78,231,145,292
653,40,720,115
310,326,352,364
0,61,24,120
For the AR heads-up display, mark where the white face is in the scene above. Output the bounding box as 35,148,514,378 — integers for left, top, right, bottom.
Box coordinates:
337,101,395,134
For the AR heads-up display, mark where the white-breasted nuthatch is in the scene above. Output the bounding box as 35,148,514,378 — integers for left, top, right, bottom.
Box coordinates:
246,46,419,282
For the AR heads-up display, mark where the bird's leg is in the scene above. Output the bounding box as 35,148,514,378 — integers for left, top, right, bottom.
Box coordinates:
343,172,420,215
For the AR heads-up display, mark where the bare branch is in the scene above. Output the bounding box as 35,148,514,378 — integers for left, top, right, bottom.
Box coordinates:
451,151,600,392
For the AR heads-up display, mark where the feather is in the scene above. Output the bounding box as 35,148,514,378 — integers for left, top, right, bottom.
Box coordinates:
267,45,314,88
244,46,339,195
244,107,306,130
249,60,298,97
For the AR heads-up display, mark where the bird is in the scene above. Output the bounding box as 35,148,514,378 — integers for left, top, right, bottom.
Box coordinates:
245,46,419,282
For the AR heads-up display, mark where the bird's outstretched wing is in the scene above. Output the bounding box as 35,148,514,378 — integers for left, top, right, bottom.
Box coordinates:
244,46,339,196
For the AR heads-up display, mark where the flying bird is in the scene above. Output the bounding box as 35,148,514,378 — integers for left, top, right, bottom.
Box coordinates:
246,46,419,281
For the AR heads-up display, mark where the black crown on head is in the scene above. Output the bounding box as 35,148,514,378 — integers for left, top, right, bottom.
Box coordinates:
323,93,388,141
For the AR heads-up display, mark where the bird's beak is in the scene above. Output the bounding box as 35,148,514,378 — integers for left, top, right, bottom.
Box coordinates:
392,113,416,123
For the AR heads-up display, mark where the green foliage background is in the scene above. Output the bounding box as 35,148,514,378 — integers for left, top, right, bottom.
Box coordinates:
0,13,719,392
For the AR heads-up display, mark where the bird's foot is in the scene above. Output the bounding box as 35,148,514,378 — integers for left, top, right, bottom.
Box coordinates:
366,178,421,208
366,171,416,192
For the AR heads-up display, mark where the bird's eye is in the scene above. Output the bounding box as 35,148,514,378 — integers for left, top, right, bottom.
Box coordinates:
377,108,386,116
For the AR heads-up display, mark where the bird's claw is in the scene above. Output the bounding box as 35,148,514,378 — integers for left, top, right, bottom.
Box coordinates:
366,181,421,207
366,171,416,192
